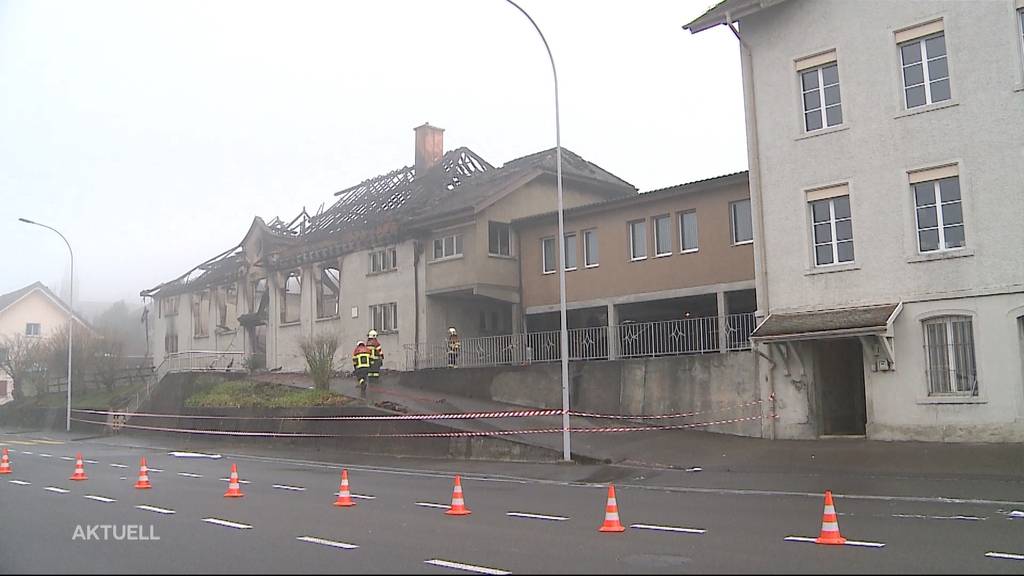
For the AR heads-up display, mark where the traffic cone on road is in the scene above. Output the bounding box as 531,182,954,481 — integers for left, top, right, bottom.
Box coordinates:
224,463,244,498
333,469,355,507
69,452,88,481
598,484,626,532
134,457,152,489
445,475,471,516
0,448,11,474
814,491,846,545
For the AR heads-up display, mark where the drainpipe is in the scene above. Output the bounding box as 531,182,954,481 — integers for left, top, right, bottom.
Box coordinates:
725,15,775,439
413,239,421,370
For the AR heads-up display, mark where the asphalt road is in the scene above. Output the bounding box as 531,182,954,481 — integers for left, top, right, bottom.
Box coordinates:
2,431,1024,574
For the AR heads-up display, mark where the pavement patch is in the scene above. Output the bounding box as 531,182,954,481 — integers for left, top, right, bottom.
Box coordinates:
986,552,1024,561
784,536,884,548
423,559,510,575
136,505,176,515
296,536,358,550
202,518,252,530
630,523,706,534
506,512,569,521
83,495,116,503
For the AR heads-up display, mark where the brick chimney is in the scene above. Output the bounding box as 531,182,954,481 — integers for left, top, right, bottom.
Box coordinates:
414,123,444,177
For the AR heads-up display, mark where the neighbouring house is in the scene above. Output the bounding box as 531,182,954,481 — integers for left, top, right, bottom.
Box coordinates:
687,0,1024,441
0,282,92,404
141,124,637,374
513,171,756,362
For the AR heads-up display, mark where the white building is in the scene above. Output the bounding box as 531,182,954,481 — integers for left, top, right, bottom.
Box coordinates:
688,0,1024,441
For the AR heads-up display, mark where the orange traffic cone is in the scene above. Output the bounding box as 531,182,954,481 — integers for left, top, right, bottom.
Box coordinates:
598,484,626,532
69,452,88,481
134,457,152,489
445,475,471,515
814,491,846,545
0,448,11,475
224,463,244,498
334,469,355,507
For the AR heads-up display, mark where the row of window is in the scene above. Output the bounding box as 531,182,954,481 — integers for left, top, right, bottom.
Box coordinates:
539,200,752,273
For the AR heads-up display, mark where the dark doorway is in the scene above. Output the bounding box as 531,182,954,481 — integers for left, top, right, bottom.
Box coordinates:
815,338,866,436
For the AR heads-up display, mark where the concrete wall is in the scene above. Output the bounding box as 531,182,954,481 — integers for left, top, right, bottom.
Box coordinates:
398,351,762,437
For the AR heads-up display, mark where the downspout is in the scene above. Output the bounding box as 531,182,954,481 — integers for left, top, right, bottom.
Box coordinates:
516,226,525,335
726,15,775,439
413,239,421,370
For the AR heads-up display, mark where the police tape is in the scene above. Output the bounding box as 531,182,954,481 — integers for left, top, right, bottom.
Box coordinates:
69,413,769,439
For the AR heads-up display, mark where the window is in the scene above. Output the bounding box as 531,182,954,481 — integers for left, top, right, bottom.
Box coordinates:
564,233,578,270
217,283,237,330
164,332,178,354
1020,9,1024,69
583,229,599,267
488,222,511,256
192,291,209,338
25,323,41,337
160,296,179,317
679,210,698,252
317,266,341,319
924,315,977,396
370,303,397,333
914,176,965,252
629,220,647,260
731,200,753,244
542,237,556,274
369,247,397,273
252,278,268,315
810,195,854,266
432,234,463,260
801,62,842,131
900,32,950,108
654,215,672,256
280,271,301,324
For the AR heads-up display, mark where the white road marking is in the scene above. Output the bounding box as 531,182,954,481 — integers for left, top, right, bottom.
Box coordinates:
38,453,52,458
85,460,98,464
202,518,252,530
148,468,164,473
423,559,510,575
110,463,129,469
8,480,31,486
20,451,33,455
415,502,450,509
685,467,703,472
272,484,306,492
169,451,222,459
350,494,376,500
987,552,1024,561
136,505,176,515
630,523,706,534
296,536,359,550
84,495,116,503
177,472,203,478
59,456,75,461
119,477,128,480
219,478,251,484
1009,511,1024,518
506,512,569,521
892,513,984,521
44,487,69,494
784,536,885,548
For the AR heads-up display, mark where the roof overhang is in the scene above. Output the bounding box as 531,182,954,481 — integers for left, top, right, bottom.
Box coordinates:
684,0,788,34
751,302,902,343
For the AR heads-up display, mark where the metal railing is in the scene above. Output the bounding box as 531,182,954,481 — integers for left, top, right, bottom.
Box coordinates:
160,350,247,377
405,313,756,369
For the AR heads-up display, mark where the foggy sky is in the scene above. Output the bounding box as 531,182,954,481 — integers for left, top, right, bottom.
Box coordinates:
0,0,745,304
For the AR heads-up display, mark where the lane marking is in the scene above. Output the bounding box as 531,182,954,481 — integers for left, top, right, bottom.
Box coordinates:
19,450,34,454
785,536,885,548
423,559,510,575
685,467,703,472
350,494,376,500
84,495,116,503
630,523,706,534
177,472,203,478
202,518,252,530
892,513,984,521
44,487,70,494
506,512,569,521
59,456,75,461
415,502,450,509
85,460,98,464
110,463,129,469
119,477,127,480
9,480,31,486
219,478,251,484
169,451,222,459
38,453,52,458
1009,511,1024,518
272,484,306,492
31,439,65,445
136,505,176,515
986,552,1024,561
148,468,164,473
296,536,358,550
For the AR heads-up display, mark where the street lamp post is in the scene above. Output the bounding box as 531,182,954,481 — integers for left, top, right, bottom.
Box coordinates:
19,218,74,432
504,0,571,462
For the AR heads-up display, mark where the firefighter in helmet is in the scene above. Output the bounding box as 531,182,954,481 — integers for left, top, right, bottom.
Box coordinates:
447,327,461,368
366,329,383,386
352,340,372,394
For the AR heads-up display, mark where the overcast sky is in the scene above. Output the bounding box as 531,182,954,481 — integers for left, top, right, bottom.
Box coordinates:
0,0,745,304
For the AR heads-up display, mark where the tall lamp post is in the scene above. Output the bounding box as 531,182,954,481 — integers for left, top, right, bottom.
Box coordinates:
19,218,74,432
504,0,571,462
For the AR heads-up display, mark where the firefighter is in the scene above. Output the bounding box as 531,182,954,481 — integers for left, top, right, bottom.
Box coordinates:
351,340,372,394
447,327,461,368
367,329,383,385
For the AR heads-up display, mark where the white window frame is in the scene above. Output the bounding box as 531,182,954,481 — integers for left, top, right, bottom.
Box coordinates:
810,196,854,267
923,315,978,396
488,221,512,257
317,266,341,319
541,237,556,274
653,214,672,257
730,200,753,245
913,177,965,253
583,229,599,267
432,234,463,261
800,62,842,132
679,210,698,253
369,247,398,274
369,302,398,334
899,32,950,109
25,323,41,337
564,233,578,271
628,220,647,261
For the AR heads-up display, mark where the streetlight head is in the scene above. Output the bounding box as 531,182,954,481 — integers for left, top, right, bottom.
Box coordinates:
18,217,35,224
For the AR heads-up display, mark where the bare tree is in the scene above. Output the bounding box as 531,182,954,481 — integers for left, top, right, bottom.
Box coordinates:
0,334,45,402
